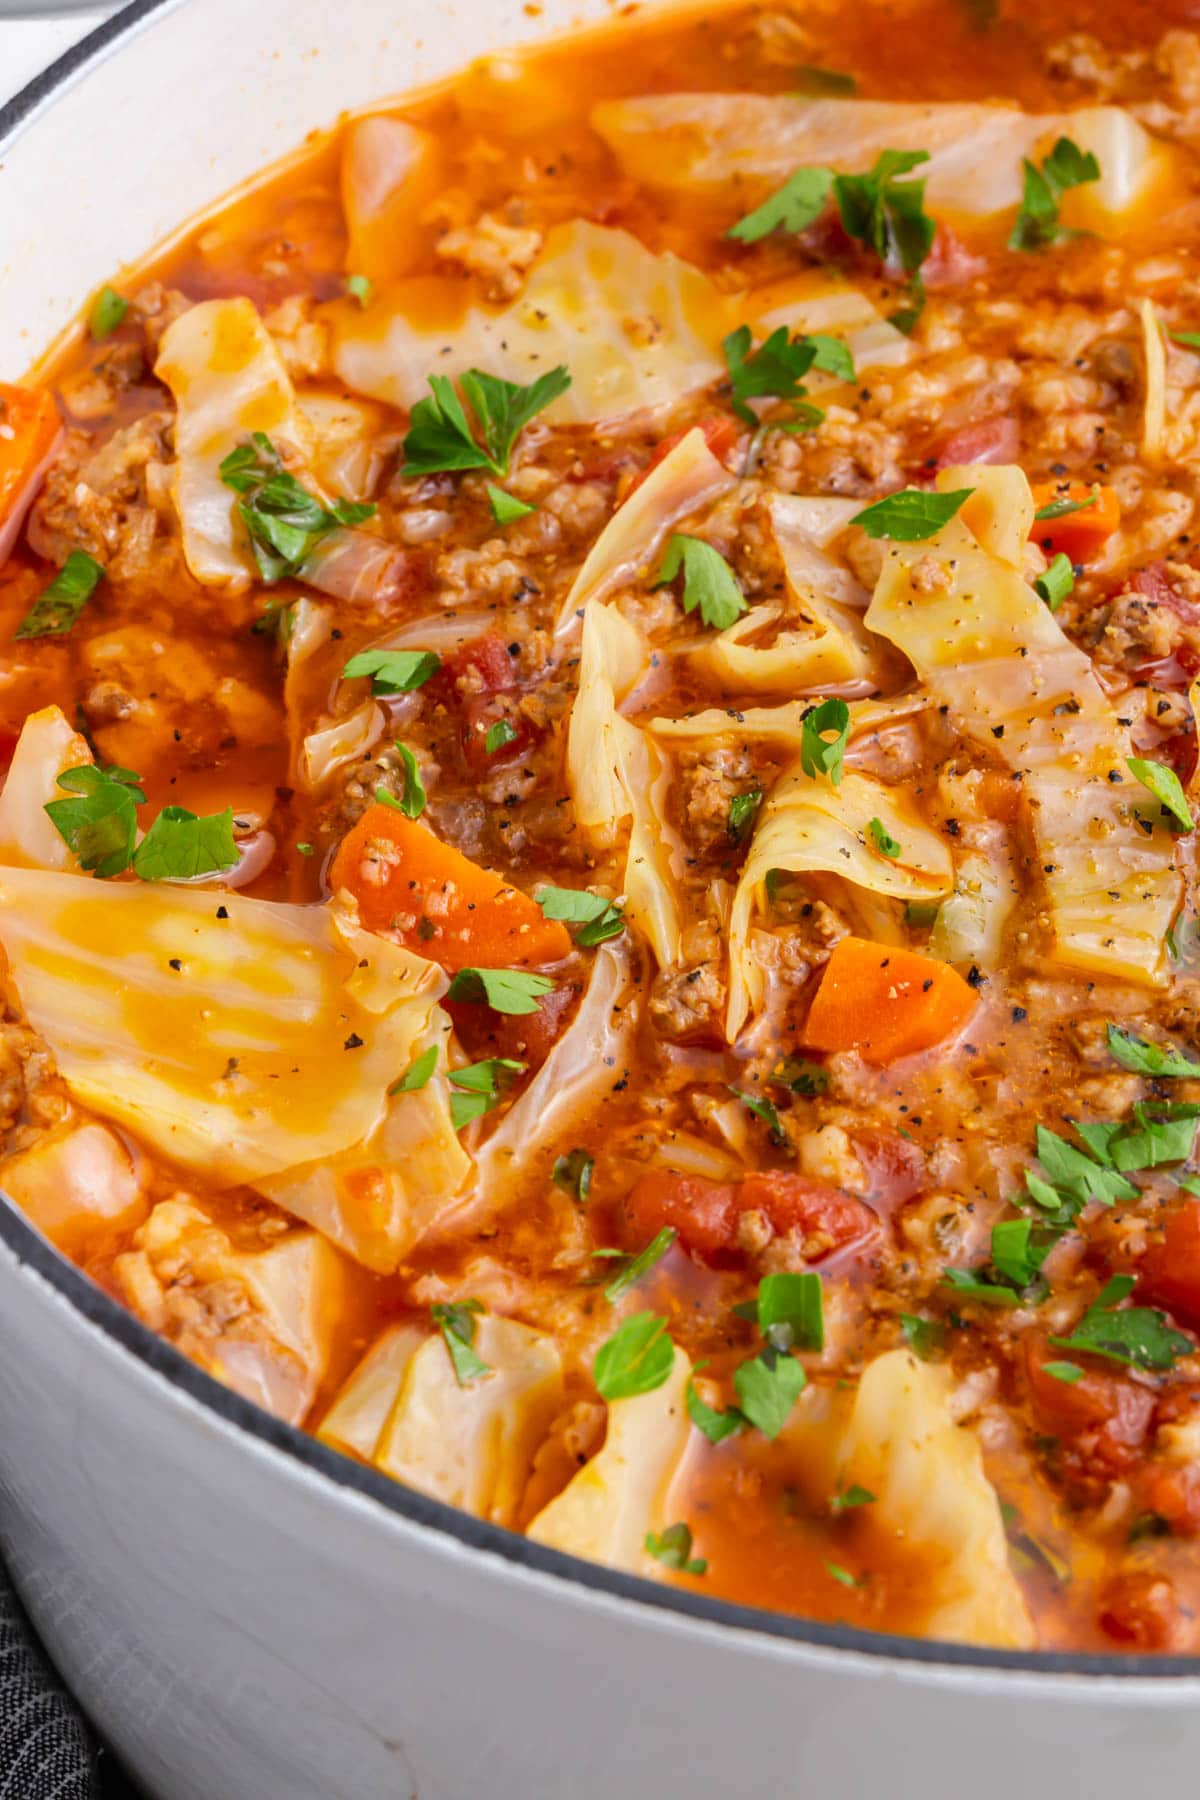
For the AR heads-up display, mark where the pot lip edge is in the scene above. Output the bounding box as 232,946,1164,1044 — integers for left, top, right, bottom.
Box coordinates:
2,0,1200,1690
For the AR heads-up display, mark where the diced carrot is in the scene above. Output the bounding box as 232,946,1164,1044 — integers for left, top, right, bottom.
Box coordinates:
328,803,571,971
0,383,59,524
801,937,977,1065
1029,479,1120,561
1141,1201,1200,1330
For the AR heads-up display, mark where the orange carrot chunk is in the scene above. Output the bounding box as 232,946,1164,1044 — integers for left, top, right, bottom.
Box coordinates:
328,802,571,972
1029,480,1120,562
802,936,977,1066
0,383,60,526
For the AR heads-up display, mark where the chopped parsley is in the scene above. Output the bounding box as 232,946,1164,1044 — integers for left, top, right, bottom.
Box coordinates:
1050,1275,1192,1372
44,763,237,883
342,648,441,695
721,325,852,431
484,718,519,755
755,1271,824,1353
376,743,426,820
447,1057,525,1130
593,1311,675,1400
446,966,554,1015
89,285,128,341
831,1483,876,1513
795,64,857,96
655,534,748,630
899,1312,945,1359
553,1147,594,1202
1107,1025,1200,1079
346,273,373,306
389,1044,438,1096
728,1084,788,1146
431,1300,491,1385
686,1372,744,1445
14,550,105,640
644,1522,706,1575
728,788,764,842
850,487,974,541
769,1056,830,1097
800,697,851,787
1009,136,1101,253
132,806,239,883
1035,552,1075,611
733,1345,808,1439
1042,1361,1084,1385
597,1227,677,1303
486,484,536,524
1033,492,1097,524
537,885,625,947
1128,757,1194,833
730,149,935,287
400,366,571,479
219,432,375,583
728,166,835,243
868,816,901,858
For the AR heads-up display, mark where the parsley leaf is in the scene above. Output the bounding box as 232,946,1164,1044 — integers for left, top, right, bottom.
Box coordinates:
1101,1102,1200,1173
899,1312,945,1359
1128,757,1194,832
537,886,625,947
342,648,441,695
940,1266,1023,1307
831,1483,876,1513
400,366,571,479
599,1227,677,1303
1107,1025,1200,1079
1010,136,1101,253
445,967,555,1015
728,166,835,243
44,763,143,877
1171,329,1200,352
989,1216,1052,1291
728,1084,788,1146
721,324,827,430
644,1522,707,1575
795,64,857,96
868,816,901,858
1035,552,1076,611
850,487,973,541
89,286,128,341
448,1057,525,1129
553,1148,594,1202
728,789,764,842
756,1271,824,1353
594,1312,675,1400
375,744,427,820
431,1299,492,1385
1034,1123,1138,1205
389,1044,438,1096
1050,1275,1192,1372
346,273,373,306
131,806,239,883
14,550,105,640
686,1373,743,1444
219,433,375,582
1033,492,1097,524
486,484,536,524
770,1056,829,1096
834,149,935,277
1042,1361,1084,1384
484,718,519,755
655,535,748,630
800,697,851,786
733,1345,808,1438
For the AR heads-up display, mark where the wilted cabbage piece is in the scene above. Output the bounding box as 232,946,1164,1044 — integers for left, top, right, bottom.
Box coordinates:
556,426,734,634
0,1120,146,1258
695,494,876,695
0,705,94,870
929,824,1017,973
156,297,316,589
318,1322,428,1460
114,1197,346,1426
650,692,928,754
375,1315,564,1528
727,766,955,1040
527,1343,692,1576
830,1350,1034,1649
340,115,447,285
567,600,682,965
592,94,1171,227
0,871,448,1200
866,465,1180,985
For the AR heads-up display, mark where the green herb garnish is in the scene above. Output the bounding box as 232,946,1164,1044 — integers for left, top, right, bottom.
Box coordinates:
593,1312,675,1400
89,286,128,341
1128,757,1194,832
1035,552,1075,611
800,697,851,786
14,550,105,640
868,816,901,858
342,648,441,695
445,967,555,1015
431,1300,491,1385
1050,1275,1192,1372
553,1148,594,1201
537,886,625,947
400,367,571,479
389,1044,438,1096
447,1057,526,1130
486,484,536,524
850,487,973,541
1010,136,1100,253
219,432,375,583
655,534,748,630
644,1522,706,1574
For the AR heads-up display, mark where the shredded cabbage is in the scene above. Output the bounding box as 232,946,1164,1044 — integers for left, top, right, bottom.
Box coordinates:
0,705,94,870
527,1344,692,1576
318,1323,430,1460
928,825,1017,972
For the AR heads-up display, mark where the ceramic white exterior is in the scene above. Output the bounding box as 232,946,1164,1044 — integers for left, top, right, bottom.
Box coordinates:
1,5,1199,1796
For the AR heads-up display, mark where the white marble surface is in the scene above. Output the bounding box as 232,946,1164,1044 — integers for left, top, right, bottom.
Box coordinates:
2,8,113,107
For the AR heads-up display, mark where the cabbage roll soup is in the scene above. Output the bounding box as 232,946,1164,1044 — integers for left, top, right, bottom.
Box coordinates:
10,0,1200,1657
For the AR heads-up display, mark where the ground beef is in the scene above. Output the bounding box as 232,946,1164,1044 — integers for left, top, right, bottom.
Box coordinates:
676,745,755,854
435,206,543,300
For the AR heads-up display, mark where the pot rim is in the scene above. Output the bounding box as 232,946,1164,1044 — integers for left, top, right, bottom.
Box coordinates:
2,0,1198,1684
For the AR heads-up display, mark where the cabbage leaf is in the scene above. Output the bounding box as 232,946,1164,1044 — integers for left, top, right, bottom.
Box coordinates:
0,705,95,870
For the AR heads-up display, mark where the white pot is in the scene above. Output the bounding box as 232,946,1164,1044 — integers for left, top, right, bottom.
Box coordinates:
1,6,1198,1795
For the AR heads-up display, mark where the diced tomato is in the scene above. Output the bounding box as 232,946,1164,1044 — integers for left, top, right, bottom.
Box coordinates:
1159,727,1199,788
737,1170,880,1259
1128,562,1200,625
1141,1201,1200,1331
444,631,518,697
623,1168,878,1266
931,414,1020,472
627,416,738,495
921,223,988,291
1025,1337,1154,1474
1142,1463,1200,1538
625,1173,739,1261
1099,1571,1188,1651
446,982,578,1072
853,1128,928,1209
461,694,538,774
